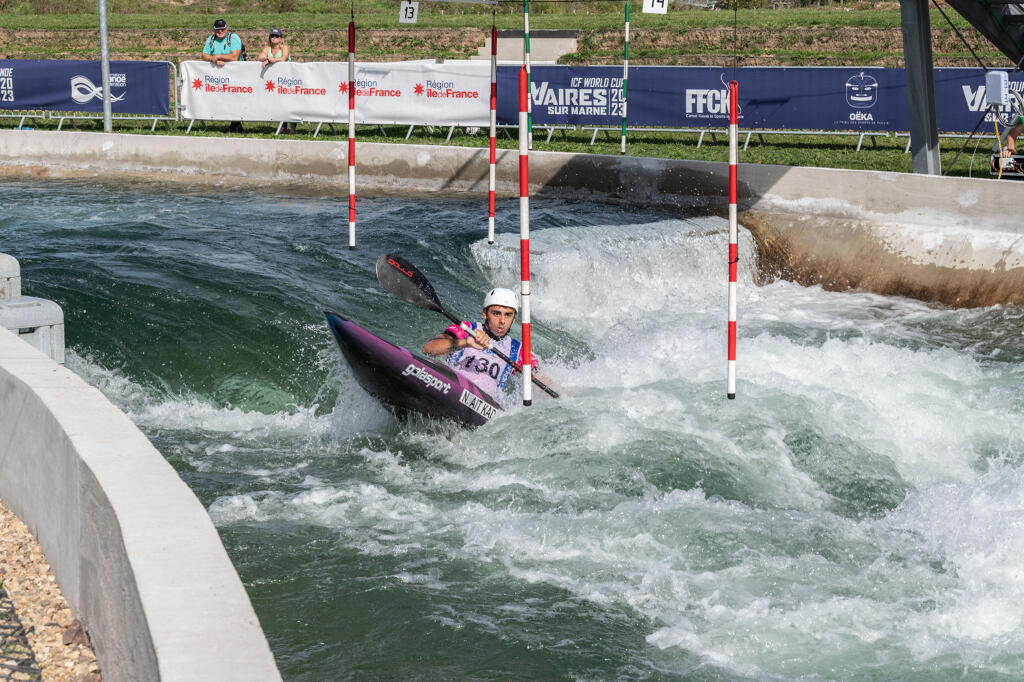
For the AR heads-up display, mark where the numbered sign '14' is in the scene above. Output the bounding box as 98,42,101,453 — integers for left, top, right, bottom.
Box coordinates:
642,0,668,13
399,0,419,23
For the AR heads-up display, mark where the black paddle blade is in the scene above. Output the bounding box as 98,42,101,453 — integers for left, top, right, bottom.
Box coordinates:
376,253,445,314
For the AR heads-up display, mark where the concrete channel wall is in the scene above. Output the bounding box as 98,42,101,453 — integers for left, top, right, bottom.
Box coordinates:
0,326,281,681
2,129,1021,307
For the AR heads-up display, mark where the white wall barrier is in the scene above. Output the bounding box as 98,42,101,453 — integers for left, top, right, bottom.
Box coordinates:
0,326,281,681
180,60,489,126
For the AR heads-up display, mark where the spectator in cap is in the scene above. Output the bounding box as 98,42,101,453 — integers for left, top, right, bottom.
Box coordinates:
258,28,296,133
258,28,290,67
202,18,243,67
202,18,245,133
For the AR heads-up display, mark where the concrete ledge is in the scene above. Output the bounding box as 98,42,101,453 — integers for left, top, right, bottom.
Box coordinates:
0,327,280,682
2,130,1022,307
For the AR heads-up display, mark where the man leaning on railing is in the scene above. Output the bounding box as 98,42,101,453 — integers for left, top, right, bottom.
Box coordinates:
202,17,244,133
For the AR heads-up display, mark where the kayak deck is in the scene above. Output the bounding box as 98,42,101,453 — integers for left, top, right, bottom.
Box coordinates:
324,310,502,428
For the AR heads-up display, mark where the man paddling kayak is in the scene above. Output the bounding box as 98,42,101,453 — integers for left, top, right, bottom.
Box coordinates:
422,287,547,396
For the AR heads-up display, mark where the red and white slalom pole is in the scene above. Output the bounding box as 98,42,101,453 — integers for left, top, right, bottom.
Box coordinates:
727,79,739,400
518,65,532,406
488,20,497,244
347,19,356,250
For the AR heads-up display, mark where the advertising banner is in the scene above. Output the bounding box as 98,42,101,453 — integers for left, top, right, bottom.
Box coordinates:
180,60,489,125
935,68,1024,132
498,65,906,131
497,66,1024,133
0,59,170,114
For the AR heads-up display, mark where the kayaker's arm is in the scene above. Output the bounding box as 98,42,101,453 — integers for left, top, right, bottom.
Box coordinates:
422,329,489,356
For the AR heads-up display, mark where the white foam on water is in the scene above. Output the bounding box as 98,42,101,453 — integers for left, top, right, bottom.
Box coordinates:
877,465,1024,667
452,217,1024,674
66,347,391,443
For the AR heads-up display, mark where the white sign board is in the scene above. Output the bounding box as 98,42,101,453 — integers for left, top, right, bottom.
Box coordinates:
399,1,419,24
179,60,489,126
642,0,669,13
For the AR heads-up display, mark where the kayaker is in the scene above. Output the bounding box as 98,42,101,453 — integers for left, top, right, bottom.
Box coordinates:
422,287,545,395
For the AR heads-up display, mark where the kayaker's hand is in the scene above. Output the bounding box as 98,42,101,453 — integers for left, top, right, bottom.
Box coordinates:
467,328,490,351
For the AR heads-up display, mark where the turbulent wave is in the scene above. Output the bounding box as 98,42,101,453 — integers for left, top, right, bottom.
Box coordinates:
6,179,1024,680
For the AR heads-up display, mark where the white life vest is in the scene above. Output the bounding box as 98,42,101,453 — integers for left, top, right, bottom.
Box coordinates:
443,321,537,396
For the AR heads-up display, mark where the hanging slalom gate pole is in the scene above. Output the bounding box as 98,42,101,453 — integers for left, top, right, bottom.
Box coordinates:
518,66,533,406
347,18,356,250
488,16,497,244
621,0,629,155
727,80,739,400
523,0,533,149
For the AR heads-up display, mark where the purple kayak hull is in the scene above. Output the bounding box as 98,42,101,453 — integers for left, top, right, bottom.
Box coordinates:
324,311,502,429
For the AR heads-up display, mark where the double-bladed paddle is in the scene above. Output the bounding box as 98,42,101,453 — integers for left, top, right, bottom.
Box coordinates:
375,253,559,399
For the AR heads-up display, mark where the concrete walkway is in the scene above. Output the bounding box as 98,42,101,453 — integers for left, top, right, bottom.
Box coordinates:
472,30,578,62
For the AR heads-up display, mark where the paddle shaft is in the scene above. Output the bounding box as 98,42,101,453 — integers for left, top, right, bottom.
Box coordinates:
439,309,560,400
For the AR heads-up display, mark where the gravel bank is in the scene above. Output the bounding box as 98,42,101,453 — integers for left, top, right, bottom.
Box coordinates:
0,499,100,682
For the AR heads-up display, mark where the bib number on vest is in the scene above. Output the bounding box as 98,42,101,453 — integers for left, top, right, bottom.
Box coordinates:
462,354,501,380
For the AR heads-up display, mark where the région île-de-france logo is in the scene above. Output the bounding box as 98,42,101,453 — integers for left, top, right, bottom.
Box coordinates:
413,80,479,99
70,75,126,104
845,71,878,109
339,79,402,98
266,77,326,96
192,75,253,94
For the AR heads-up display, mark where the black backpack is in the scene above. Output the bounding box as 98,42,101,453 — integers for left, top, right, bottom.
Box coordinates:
207,31,247,61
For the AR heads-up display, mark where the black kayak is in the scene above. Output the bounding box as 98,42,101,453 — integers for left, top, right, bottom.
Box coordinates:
324,310,503,429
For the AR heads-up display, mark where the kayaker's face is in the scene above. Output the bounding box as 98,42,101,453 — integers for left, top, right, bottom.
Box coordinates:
483,305,516,338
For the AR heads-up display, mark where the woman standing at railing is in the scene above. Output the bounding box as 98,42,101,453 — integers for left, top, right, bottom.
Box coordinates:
258,28,296,134
257,28,290,67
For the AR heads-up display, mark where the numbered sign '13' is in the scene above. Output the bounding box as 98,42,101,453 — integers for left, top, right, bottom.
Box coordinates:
399,0,419,23
642,0,668,13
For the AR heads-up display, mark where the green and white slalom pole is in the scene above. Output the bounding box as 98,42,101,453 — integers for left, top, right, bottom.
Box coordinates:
523,0,533,149
488,13,497,244
621,0,629,155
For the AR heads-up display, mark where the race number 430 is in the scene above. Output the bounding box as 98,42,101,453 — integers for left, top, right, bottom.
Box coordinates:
642,0,668,13
399,0,419,23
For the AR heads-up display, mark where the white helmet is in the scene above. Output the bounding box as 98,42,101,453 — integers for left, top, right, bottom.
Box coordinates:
483,287,519,313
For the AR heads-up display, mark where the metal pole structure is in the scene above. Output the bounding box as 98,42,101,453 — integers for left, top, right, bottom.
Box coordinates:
97,0,112,132
523,0,533,149
518,66,532,406
727,80,739,400
348,18,357,249
621,0,629,155
899,0,941,175
488,15,497,244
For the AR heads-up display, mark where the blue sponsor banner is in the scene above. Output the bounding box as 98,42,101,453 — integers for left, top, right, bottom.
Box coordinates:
498,66,1024,133
934,68,1024,132
0,60,170,115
